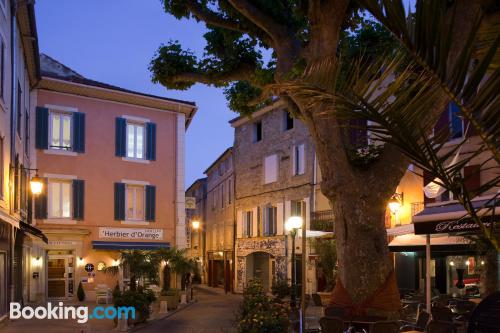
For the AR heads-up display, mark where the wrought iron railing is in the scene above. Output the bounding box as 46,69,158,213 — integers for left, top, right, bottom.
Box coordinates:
310,210,335,232
411,202,425,217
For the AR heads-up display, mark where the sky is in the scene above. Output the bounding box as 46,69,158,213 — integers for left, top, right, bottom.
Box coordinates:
35,0,235,188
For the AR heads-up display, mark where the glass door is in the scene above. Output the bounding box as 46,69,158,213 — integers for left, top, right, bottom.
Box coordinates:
47,256,74,299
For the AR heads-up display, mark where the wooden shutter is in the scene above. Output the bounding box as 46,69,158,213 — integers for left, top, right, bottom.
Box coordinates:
72,112,85,153
276,202,284,235
146,122,157,161
298,144,305,174
464,165,481,194
35,107,49,149
236,210,242,238
114,182,125,220
115,118,126,157
72,179,85,220
252,207,258,237
145,185,156,221
264,154,278,183
34,177,48,218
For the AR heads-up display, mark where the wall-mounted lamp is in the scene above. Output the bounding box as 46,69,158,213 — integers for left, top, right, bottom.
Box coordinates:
192,220,200,230
388,192,404,214
77,257,85,266
449,261,455,266
30,173,44,195
33,256,41,266
112,259,120,266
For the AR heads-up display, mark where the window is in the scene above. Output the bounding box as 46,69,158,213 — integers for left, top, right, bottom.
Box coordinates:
264,154,278,184
212,189,216,209
221,184,224,208
291,200,304,218
228,179,232,204
17,82,22,137
0,39,4,100
242,211,253,237
126,122,145,159
48,179,72,218
126,185,145,220
24,109,29,155
263,205,277,236
49,111,72,150
293,144,305,175
449,102,463,139
253,121,262,142
284,111,294,131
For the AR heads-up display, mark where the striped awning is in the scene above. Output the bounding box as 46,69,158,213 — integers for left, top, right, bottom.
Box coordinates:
92,241,170,250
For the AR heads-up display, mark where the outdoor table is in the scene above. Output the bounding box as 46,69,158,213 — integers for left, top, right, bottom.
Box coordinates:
346,315,387,332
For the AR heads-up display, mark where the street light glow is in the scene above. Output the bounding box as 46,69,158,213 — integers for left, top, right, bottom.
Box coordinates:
30,175,43,195
286,216,303,231
388,197,401,214
192,220,200,230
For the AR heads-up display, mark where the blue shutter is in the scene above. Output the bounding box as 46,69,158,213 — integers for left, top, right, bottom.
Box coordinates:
34,178,48,218
145,185,156,221
146,122,156,161
115,118,126,157
35,107,49,149
114,183,125,220
72,179,85,220
72,112,85,153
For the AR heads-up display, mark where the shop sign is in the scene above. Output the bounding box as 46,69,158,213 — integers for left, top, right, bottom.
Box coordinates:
185,197,196,209
414,218,499,235
48,241,77,246
84,263,94,272
99,227,163,240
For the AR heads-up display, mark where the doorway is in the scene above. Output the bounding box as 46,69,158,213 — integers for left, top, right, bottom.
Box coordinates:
47,254,74,299
246,252,274,291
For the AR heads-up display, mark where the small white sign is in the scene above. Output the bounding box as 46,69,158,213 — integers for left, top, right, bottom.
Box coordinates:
99,227,163,240
185,197,196,209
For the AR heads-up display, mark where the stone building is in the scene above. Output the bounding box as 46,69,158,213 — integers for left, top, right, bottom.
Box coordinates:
231,101,322,293
204,148,234,292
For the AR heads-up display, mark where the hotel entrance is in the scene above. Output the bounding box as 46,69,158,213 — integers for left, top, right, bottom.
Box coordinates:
47,251,74,300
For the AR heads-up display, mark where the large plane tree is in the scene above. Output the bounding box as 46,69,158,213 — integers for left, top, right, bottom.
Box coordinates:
150,0,499,316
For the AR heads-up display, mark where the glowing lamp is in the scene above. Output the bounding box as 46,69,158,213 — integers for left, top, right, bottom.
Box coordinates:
285,216,303,231
30,175,43,195
192,220,200,230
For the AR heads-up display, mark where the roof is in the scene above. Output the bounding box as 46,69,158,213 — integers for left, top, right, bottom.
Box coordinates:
204,147,233,175
38,54,197,127
17,1,41,87
229,100,285,127
186,178,207,194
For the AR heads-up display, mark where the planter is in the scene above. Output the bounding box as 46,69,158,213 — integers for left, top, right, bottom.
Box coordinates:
160,291,180,310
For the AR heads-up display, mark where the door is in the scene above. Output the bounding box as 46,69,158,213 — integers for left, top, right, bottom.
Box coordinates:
47,256,74,299
0,252,6,315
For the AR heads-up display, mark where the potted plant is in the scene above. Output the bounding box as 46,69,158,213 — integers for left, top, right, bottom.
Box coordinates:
77,282,85,302
113,289,154,326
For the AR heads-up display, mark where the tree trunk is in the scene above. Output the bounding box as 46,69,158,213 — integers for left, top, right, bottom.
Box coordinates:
482,250,499,296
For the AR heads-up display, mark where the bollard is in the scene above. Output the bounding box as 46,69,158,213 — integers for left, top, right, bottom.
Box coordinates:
159,300,168,314
116,317,129,332
181,293,187,304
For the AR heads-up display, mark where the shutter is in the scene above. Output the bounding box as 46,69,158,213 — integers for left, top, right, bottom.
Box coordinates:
114,182,125,220
284,200,291,234
35,107,49,149
236,210,242,238
276,202,284,235
433,106,450,142
72,179,85,220
349,118,368,146
464,165,481,194
72,112,85,153
34,177,48,219
252,207,258,237
146,122,157,161
145,185,156,221
264,155,278,183
304,197,310,230
115,118,126,157
423,169,435,204
298,144,305,175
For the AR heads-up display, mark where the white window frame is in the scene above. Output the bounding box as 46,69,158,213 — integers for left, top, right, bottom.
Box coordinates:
125,184,145,221
264,154,278,184
126,121,146,160
48,179,72,219
49,111,73,151
263,205,277,236
292,144,305,176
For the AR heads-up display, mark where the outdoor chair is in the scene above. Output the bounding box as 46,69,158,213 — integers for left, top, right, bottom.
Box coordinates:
399,309,430,332
425,320,456,333
467,291,500,333
319,316,344,333
95,284,112,304
431,306,454,322
324,306,345,318
312,293,323,306
371,320,400,333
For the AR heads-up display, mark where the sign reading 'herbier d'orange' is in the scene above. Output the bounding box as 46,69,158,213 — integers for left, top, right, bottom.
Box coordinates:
99,227,163,240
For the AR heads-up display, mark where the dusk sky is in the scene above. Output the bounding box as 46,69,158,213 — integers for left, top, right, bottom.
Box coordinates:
35,0,235,188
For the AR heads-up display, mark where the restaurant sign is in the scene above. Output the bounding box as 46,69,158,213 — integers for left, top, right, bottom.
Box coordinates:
414,217,499,235
99,227,163,240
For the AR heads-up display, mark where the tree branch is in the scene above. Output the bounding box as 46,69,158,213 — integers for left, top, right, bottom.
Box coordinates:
185,0,247,33
170,62,257,86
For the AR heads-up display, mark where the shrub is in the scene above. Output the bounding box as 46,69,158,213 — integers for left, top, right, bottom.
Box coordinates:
77,282,85,302
237,280,290,333
271,278,290,300
114,290,153,323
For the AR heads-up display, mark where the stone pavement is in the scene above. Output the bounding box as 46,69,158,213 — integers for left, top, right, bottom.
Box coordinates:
137,285,242,333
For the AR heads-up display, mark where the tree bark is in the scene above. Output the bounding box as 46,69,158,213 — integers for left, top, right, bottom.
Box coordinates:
482,250,499,296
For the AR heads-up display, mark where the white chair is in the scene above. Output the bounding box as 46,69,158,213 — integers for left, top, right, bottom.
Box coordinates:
95,284,112,304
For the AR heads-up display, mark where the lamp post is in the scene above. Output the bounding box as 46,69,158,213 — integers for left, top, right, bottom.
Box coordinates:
286,216,303,309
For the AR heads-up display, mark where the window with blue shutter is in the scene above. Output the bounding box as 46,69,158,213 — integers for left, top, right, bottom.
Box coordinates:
146,122,156,161
35,107,49,149
115,118,127,157
72,112,85,153
34,177,48,218
114,182,126,220
72,179,85,220
145,185,156,221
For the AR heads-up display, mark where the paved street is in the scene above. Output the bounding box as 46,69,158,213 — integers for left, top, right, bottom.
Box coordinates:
138,286,241,333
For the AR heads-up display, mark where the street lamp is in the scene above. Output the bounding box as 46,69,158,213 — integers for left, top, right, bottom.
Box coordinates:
192,220,200,230
30,173,43,195
285,216,303,309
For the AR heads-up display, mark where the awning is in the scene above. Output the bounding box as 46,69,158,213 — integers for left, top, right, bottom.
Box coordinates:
389,234,471,252
298,230,334,238
20,221,48,243
92,241,170,250
387,223,414,236
412,197,499,235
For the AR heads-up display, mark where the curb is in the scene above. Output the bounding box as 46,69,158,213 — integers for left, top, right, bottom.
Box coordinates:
132,299,198,332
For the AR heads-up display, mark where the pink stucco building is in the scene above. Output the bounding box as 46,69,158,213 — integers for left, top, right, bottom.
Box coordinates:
32,54,196,301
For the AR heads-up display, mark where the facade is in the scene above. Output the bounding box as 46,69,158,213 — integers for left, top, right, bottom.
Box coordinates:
231,101,319,293
387,101,499,296
204,148,234,292
185,177,207,283
32,54,196,301
0,0,43,319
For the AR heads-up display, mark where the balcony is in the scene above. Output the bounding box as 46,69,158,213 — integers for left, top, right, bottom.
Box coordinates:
411,202,425,217
310,210,335,232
